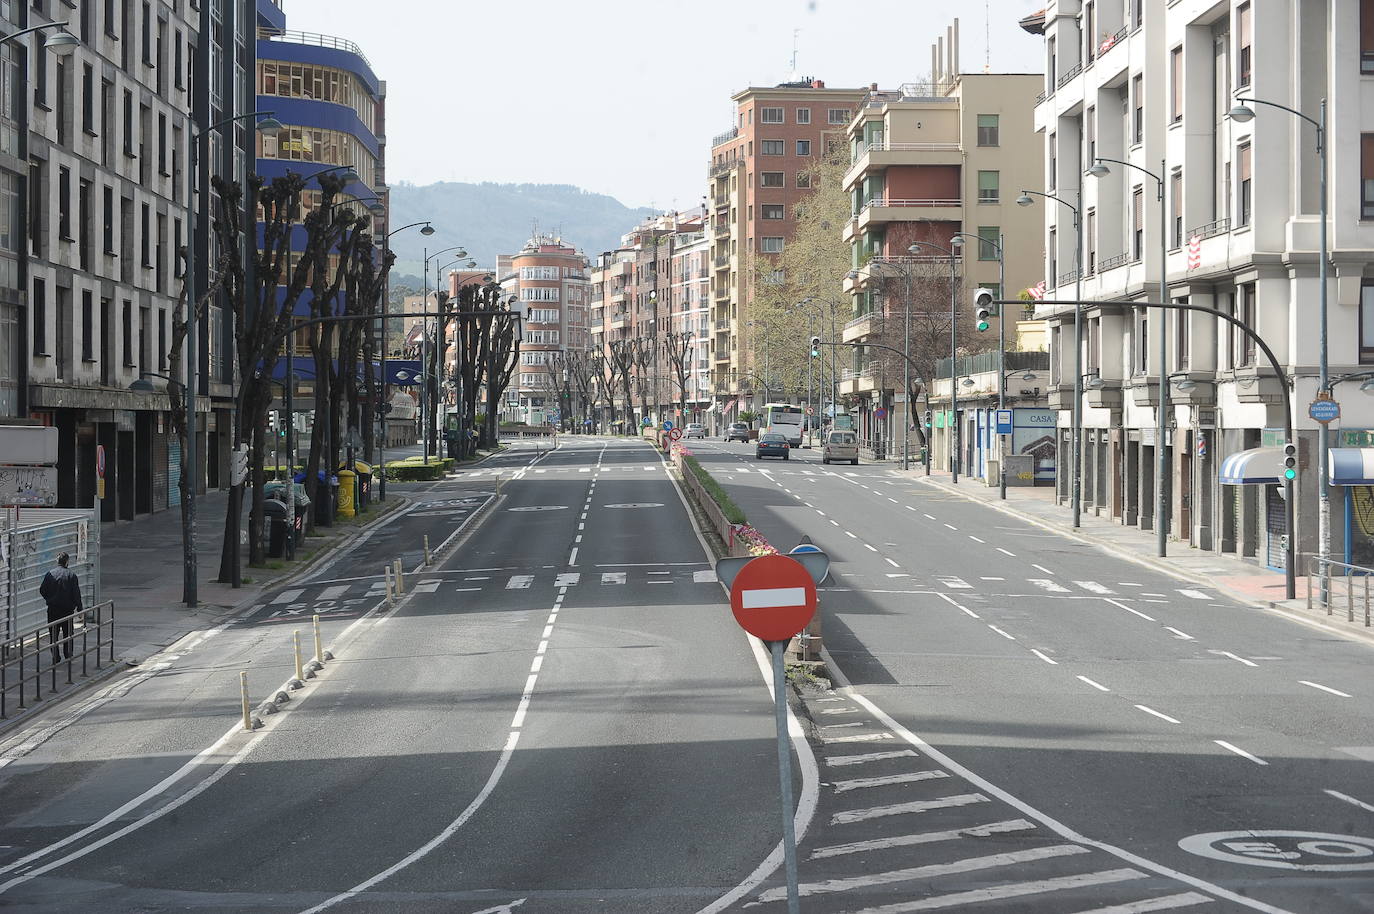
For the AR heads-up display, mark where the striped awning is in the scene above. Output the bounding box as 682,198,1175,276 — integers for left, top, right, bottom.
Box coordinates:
724,398,739,413
1218,447,1282,485
1329,448,1374,485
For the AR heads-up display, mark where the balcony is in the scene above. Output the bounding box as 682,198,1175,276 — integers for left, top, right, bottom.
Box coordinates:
715,319,730,330
711,126,739,148
714,254,730,268
1098,252,1130,273
610,311,629,329
844,142,963,190
709,160,738,179
851,197,962,236
714,285,731,302
1055,60,1083,90
1187,217,1231,241
842,311,880,343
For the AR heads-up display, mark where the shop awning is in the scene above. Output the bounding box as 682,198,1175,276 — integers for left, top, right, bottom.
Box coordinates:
1219,447,1282,485
724,398,738,413
1328,448,1374,485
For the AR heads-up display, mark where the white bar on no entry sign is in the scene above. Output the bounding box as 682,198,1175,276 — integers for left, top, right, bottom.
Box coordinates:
741,587,806,609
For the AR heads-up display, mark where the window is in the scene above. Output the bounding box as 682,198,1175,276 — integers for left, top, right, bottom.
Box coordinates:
81,290,92,361
977,226,999,261
78,180,90,270
102,185,113,253
158,113,166,174
761,204,784,220
828,108,849,124
121,299,133,366
1132,186,1144,260
1237,283,1256,366
82,63,93,133
1086,209,1096,274
976,114,999,146
760,237,784,253
977,170,999,203
1171,170,1183,248
33,41,45,107
1362,135,1374,219
1237,2,1252,87
520,286,560,302
796,172,810,188
140,203,149,265
1135,308,1149,374
174,30,183,88
1132,74,1144,145
158,307,166,371
1170,47,1183,123
795,139,811,156
527,308,558,323
31,277,45,355
760,107,783,124
28,160,40,257
1237,142,1252,227
138,305,149,374
1363,0,1374,74
1221,291,1236,369
141,1,151,64
760,171,784,187
122,89,133,156
104,0,116,37
795,107,810,124
1085,107,1095,165
1362,282,1374,362
57,167,70,239
1174,298,1190,370
761,139,784,155
54,59,66,146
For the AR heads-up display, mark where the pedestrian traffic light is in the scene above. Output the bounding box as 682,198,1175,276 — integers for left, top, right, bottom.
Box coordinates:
1282,442,1297,480
973,288,995,333
809,336,821,358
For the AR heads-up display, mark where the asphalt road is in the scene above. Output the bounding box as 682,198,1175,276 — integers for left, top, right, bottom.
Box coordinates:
691,438,1374,913
0,437,786,913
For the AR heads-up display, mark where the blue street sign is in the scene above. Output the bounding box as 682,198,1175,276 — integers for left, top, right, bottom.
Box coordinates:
995,409,1014,435
663,421,674,430
1309,398,1341,424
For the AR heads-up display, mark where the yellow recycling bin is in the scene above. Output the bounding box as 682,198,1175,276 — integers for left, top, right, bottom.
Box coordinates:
337,469,356,518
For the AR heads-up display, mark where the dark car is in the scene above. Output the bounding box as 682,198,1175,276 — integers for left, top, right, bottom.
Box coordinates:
725,422,751,442
756,432,789,460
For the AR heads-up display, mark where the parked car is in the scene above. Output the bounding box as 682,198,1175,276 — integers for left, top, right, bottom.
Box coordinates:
756,432,790,460
685,423,706,439
725,422,751,442
822,430,860,466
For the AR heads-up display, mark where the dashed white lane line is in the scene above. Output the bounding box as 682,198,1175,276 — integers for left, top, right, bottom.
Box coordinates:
1300,680,1352,697
536,640,549,655
923,513,936,520
1077,675,1111,692
1165,627,1194,641
885,558,901,568
888,497,898,504
1031,563,1055,575
1106,598,1156,621
1325,789,1374,813
1135,705,1181,725
830,520,840,526
1209,650,1257,668
845,531,857,538
567,547,579,566
996,547,1015,557
943,523,957,531
864,543,878,552
1030,650,1058,665
1214,740,1268,766
988,625,1016,641
969,535,985,543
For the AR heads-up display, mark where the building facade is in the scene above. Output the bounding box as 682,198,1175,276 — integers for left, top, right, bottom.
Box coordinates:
501,236,589,427
1025,1,1374,569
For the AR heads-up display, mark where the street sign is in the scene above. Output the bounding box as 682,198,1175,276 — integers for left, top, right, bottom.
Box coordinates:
1309,397,1341,424
729,554,817,642
669,428,683,441
805,407,814,415
663,421,674,430
874,407,888,420
230,444,249,486
0,466,57,506
95,444,106,480
995,409,1014,435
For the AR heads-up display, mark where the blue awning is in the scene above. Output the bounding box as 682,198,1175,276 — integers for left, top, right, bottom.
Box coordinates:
262,359,423,386
1219,447,1282,485
1329,448,1374,485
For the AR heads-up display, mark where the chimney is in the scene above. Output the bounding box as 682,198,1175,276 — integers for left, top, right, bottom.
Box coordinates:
952,18,960,75
936,35,944,84
932,43,938,85
812,78,825,88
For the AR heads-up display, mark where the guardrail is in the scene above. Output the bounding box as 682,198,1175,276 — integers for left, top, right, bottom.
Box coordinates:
1306,555,1374,625
257,28,372,68
1,600,115,719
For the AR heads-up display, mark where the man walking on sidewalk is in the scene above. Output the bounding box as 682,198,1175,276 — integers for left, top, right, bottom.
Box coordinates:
39,552,83,664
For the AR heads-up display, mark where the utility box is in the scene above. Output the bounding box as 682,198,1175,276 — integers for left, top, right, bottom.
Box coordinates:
1004,454,1035,487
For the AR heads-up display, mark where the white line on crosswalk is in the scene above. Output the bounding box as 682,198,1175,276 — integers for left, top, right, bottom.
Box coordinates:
1029,579,1069,593
825,749,918,766
1178,589,1210,600
1065,891,1215,913
830,792,988,824
505,576,533,590
553,573,580,587
1074,581,1114,594
317,585,350,601
271,589,304,604
839,869,1150,914
821,731,895,744
832,770,949,793
600,572,626,585
809,818,1036,861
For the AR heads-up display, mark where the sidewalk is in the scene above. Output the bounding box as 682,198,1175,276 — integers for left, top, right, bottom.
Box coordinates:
905,467,1374,645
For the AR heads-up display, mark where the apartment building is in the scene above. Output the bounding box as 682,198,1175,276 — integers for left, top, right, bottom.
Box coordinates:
501,235,590,427
840,28,1043,463
707,79,866,419
667,223,712,421
1025,2,1374,569
22,0,252,521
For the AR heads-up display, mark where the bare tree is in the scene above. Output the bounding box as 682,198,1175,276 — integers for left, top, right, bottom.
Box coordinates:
662,329,693,418
608,338,637,433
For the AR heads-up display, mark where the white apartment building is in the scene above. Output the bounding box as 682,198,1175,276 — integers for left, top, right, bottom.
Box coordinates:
1025,1,1374,571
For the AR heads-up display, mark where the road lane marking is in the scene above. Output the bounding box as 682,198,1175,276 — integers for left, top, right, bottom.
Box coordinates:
829,792,990,825
923,513,936,519
840,870,1153,914
826,749,918,766
845,531,857,538
1106,598,1156,621
1209,650,1257,667
1074,580,1114,594
988,625,1016,641
693,570,718,583
1136,705,1182,724
822,731,895,744
553,573,580,587
1214,740,1267,765
567,547,579,566
832,770,950,793
1077,675,1111,692
536,640,548,655
318,585,350,601
1179,589,1210,600
830,520,840,526
1300,680,1352,697
1029,579,1069,593
1031,563,1055,575
937,577,972,589
981,576,1005,581
820,721,864,730
996,547,1015,556
969,535,985,543
1031,650,1058,665
271,588,304,604
809,819,1036,860
541,625,553,638
505,576,533,590
1324,789,1374,813
1166,627,1194,640
943,523,957,530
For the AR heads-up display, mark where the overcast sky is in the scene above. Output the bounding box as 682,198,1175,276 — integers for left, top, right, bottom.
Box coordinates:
281,0,1047,210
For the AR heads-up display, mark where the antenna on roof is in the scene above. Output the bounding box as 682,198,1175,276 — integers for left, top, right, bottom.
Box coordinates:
790,28,801,79
985,1,991,72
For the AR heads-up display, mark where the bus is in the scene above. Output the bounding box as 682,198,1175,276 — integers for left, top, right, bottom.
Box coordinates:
762,403,804,447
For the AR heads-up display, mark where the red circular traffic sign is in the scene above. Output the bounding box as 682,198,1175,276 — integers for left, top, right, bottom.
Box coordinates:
729,554,817,641
669,428,683,441
96,445,106,479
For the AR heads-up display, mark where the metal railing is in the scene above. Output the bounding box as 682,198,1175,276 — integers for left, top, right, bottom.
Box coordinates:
1056,61,1084,88
709,161,737,178
711,127,739,148
1,600,116,719
1187,217,1231,241
1058,268,1081,286
1306,556,1374,625
868,254,964,266
257,28,372,68
714,254,730,267
1098,252,1131,272
863,198,962,209
856,141,962,155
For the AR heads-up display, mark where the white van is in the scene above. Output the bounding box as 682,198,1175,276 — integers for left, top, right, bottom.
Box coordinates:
822,430,859,465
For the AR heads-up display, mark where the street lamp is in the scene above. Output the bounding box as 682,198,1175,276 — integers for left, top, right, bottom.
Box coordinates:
0,20,79,52
419,243,467,462
1088,156,1168,557
1017,188,1084,527
1229,96,1330,593
373,220,433,501
909,240,959,480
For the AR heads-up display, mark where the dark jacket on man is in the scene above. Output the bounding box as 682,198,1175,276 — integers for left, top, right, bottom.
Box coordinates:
40,565,83,619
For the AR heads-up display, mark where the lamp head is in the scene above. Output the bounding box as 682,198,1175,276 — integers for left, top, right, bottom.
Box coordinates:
1016,193,1034,207
340,165,361,184
255,116,284,138
846,270,860,280
949,235,964,250
1360,378,1374,395
960,377,975,388
368,202,386,217
420,223,436,236
128,377,156,393
1085,374,1105,390
43,28,79,54
1021,371,1037,381
907,243,921,254
1228,104,1256,123
1086,162,1111,178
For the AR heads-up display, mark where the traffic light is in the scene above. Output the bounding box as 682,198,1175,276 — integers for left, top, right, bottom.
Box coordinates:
923,409,932,429
809,335,821,358
973,288,995,333
1282,442,1297,481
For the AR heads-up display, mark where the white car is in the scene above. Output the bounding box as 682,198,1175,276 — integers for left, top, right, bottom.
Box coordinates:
684,423,706,439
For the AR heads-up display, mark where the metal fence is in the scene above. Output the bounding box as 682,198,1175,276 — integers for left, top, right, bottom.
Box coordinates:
1,600,115,719
1305,555,1374,626
1,508,101,642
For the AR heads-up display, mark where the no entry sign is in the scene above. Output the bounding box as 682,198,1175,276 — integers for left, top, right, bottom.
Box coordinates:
729,554,817,641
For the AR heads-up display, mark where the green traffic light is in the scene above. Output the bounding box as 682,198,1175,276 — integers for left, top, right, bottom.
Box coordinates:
1284,468,1297,480
976,320,990,332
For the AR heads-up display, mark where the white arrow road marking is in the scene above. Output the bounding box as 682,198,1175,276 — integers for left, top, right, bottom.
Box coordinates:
1029,579,1070,593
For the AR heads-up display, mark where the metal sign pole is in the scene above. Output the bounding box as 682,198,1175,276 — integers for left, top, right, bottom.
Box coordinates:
770,638,801,914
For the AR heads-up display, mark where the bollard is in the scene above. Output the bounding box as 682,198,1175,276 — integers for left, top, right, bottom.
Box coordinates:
240,671,252,731
293,630,305,682
384,565,394,603
313,614,324,664
424,534,432,567
393,558,406,594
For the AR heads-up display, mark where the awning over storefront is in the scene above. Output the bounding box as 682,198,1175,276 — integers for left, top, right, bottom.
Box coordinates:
723,398,738,413
1329,448,1374,485
1219,447,1282,485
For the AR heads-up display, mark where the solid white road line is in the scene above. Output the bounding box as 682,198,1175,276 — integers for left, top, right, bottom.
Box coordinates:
1077,675,1111,692
1135,705,1182,724
841,870,1151,914
1300,680,1352,697
832,770,949,792
1065,892,1216,913
1214,740,1268,765
809,819,1035,860
1031,650,1058,665
1324,789,1374,813
830,792,990,825
825,749,918,766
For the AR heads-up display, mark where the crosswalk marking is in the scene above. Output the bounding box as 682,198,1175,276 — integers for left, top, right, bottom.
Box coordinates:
1178,589,1210,600
413,580,441,593
1065,891,1215,913
936,577,971,589
1074,580,1114,594
1029,579,1070,593
831,792,988,824
505,575,534,589
839,868,1148,914
271,588,304,604
553,573,580,587
810,819,1037,861
819,708,859,715
693,569,717,583
825,749,918,766
822,731,895,745
601,572,626,585
317,585,350,601
832,770,949,793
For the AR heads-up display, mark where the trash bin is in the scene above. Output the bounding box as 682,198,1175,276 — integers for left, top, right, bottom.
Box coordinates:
354,462,373,509
264,498,289,558
444,429,459,459
337,470,356,518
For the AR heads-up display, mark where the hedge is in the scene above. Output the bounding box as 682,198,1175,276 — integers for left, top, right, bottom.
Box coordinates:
383,456,454,481
681,454,746,525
